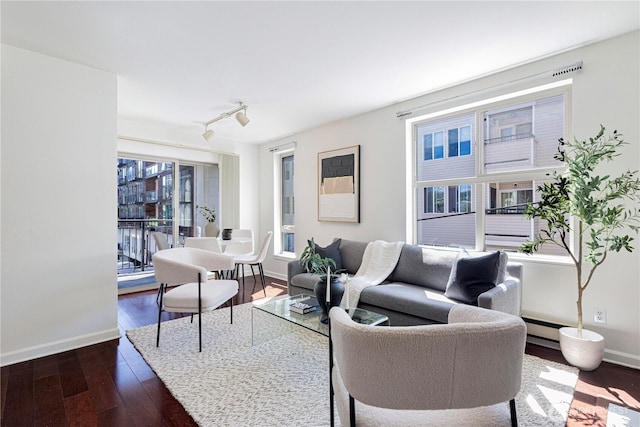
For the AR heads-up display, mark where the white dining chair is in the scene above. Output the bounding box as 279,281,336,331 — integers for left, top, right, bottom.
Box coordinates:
184,237,222,253
234,231,273,297
151,232,171,251
222,229,254,256
184,237,231,279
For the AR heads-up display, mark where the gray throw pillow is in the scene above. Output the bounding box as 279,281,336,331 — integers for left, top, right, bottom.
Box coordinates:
444,251,502,305
310,238,343,271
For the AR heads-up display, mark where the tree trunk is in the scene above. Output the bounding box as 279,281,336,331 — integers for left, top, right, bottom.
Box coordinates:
577,285,583,338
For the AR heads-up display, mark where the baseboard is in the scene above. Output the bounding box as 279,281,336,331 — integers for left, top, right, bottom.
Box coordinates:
264,269,287,282
119,283,159,295
0,328,121,367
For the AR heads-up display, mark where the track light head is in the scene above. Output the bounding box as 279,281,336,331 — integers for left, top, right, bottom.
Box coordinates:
235,109,250,127
203,127,215,142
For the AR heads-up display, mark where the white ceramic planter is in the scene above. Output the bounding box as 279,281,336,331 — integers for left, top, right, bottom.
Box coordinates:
205,222,219,237
559,327,604,371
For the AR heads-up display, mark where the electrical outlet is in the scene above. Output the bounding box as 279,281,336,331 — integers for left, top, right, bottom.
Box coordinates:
594,307,607,324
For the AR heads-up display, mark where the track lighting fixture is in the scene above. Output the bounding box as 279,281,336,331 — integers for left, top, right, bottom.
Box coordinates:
201,102,250,141
202,127,215,142
235,109,250,127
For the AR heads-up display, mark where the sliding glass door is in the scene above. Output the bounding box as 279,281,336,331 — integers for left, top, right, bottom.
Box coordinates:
117,156,219,291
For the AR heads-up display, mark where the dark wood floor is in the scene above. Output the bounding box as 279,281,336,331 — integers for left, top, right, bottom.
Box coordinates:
1,276,638,426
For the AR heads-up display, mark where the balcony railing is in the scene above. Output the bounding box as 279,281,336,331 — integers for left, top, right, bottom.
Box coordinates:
484,132,534,144
117,219,174,274
485,204,529,215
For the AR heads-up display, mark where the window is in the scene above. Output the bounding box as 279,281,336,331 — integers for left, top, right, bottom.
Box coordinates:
424,186,444,213
449,184,472,213
448,126,472,157
423,131,445,160
411,86,568,254
495,188,533,214
275,149,295,256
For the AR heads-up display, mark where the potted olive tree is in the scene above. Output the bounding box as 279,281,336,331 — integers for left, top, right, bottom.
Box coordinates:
520,125,640,370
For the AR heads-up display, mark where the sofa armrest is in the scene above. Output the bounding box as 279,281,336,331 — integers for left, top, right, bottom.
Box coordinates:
287,259,305,294
477,276,522,316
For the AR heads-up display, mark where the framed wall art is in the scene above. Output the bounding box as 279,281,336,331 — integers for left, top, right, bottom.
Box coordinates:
317,145,360,223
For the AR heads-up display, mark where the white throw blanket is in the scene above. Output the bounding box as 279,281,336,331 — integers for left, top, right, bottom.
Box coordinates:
341,240,404,309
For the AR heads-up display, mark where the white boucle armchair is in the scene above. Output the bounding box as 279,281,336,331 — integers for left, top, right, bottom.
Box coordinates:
153,247,238,352
329,304,526,427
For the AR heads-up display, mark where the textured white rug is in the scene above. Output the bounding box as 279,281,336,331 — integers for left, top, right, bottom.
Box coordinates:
126,301,578,427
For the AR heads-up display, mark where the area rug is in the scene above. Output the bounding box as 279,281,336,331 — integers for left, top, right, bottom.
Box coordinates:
126,301,578,426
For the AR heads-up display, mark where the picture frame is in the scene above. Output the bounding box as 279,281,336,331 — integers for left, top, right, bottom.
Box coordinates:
317,145,360,223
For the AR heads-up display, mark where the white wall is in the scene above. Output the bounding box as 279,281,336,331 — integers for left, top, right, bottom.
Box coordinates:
259,31,640,367
1,45,119,365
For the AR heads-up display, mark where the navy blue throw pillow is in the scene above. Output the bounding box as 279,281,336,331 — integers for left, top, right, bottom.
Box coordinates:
309,238,343,271
444,251,501,305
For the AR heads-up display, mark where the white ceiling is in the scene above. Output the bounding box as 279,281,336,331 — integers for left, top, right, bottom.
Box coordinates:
2,1,639,144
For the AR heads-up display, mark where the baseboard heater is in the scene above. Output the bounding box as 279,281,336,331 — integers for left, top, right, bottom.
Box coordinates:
523,317,568,345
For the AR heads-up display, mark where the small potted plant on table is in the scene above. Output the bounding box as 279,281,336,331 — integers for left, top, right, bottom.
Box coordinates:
196,205,219,237
300,238,344,323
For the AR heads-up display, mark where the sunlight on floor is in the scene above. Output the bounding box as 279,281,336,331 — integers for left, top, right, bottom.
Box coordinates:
607,403,640,427
524,363,578,422
540,365,579,388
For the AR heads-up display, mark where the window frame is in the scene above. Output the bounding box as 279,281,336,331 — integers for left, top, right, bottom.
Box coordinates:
407,81,572,256
273,147,296,257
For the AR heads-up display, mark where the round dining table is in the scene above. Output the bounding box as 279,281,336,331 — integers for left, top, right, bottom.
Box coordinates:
184,236,252,251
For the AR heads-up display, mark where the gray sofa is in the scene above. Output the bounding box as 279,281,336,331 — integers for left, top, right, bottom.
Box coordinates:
287,238,522,326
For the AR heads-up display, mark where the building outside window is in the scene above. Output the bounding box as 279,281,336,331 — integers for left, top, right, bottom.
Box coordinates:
411,86,568,255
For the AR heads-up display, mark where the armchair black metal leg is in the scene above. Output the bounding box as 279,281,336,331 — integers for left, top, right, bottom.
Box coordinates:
198,310,202,352
230,297,234,324
198,272,202,353
509,398,517,427
156,283,165,347
156,280,168,304
349,394,355,427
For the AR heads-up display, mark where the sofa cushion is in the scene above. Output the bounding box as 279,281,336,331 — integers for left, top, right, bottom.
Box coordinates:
338,239,369,274
359,283,456,324
390,245,459,292
444,251,503,305
312,238,343,271
290,272,322,292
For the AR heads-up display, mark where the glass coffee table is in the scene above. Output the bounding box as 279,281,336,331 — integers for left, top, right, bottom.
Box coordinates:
251,293,389,345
